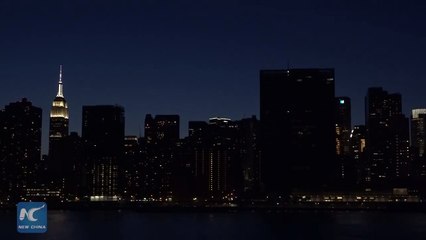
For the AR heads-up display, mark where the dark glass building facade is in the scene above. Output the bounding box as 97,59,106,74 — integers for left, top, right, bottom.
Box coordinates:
260,69,336,195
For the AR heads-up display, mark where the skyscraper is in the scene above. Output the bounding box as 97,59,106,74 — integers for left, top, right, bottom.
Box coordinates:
49,65,69,144
411,109,426,179
122,136,143,199
260,69,336,195
389,114,410,179
335,97,354,185
350,125,366,184
206,117,240,197
48,65,69,184
411,109,426,158
235,116,261,196
184,121,210,199
365,87,410,187
185,117,241,199
335,97,351,156
59,132,83,200
82,105,125,200
0,98,42,201
143,114,180,200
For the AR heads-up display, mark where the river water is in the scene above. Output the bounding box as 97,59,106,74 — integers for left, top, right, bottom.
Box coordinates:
2,210,426,239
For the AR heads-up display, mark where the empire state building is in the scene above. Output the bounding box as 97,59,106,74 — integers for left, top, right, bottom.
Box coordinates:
49,65,69,153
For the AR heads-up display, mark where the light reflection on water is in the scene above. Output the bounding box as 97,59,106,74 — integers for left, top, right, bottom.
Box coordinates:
1,210,426,240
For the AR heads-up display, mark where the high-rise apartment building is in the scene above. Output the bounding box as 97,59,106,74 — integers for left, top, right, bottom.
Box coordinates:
365,87,410,187
0,98,42,201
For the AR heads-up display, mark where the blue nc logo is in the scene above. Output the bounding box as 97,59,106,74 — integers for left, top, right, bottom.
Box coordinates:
17,202,47,233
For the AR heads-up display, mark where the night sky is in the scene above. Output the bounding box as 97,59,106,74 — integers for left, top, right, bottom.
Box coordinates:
1,0,426,154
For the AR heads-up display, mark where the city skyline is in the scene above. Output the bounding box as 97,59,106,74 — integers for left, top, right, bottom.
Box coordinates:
0,65,423,154
1,1,426,154
1,67,426,207
1,65,424,155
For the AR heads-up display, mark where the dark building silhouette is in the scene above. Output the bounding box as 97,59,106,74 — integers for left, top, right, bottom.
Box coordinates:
235,116,261,196
181,121,210,200
335,97,351,156
143,114,179,201
260,69,336,195
389,115,411,179
0,98,42,201
45,132,83,201
48,66,69,191
60,132,83,200
186,117,241,201
204,117,240,198
82,105,125,200
335,97,355,186
365,87,410,188
122,136,144,200
145,114,179,144
350,125,367,185
411,109,426,177
411,109,426,158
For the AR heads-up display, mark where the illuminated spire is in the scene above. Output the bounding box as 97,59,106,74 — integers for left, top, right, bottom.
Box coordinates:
57,65,64,98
